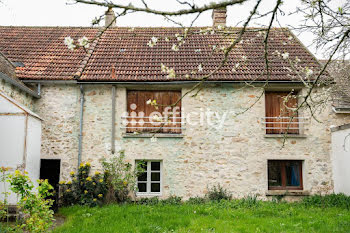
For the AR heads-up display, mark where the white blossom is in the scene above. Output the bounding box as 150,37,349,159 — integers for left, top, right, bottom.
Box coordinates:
282,52,289,60
241,55,247,61
288,35,293,40
152,115,162,122
146,99,152,105
195,49,201,53
64,36,76,51
217,25,223,30
164,37,170,42
150,136,157,143
171,44,179,51
147,37,158,47
198,64,203,72
306,68,313,77
167,68,176,78
78,36,90,49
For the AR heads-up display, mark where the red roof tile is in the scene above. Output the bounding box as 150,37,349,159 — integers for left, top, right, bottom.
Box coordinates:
0,26,322,82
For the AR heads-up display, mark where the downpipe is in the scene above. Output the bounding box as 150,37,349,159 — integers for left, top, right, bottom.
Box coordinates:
78,85,84,168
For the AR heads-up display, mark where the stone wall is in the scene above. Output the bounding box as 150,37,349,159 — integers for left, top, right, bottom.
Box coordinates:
35,84,80,179
34,83,350,199
0,80,34,109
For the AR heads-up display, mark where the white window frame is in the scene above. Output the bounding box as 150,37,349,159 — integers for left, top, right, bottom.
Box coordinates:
136,160,162,196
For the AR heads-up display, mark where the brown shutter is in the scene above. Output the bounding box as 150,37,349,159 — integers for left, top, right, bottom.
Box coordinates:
127,91,182,133
265,92,299,134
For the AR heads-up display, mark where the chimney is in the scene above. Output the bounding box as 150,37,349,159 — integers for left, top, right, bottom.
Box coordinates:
105,7,116,27
212,7,226,27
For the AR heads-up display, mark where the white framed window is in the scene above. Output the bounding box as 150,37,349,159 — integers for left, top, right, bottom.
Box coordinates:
136,161,162,196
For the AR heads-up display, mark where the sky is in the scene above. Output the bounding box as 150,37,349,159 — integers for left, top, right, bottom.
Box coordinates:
0,0,343,59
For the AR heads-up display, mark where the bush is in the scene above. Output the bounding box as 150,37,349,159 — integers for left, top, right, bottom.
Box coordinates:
205,184,232,201
59,162,107,207
60,151,143,206
101,150,144,203
7,170,55,233
302,193,350,209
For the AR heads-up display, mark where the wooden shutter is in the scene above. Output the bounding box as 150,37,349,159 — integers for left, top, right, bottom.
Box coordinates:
265,92,299,134
127,91,182,133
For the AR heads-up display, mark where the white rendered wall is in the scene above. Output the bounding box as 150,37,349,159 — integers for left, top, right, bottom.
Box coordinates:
331,127,350,195
25,116,42,188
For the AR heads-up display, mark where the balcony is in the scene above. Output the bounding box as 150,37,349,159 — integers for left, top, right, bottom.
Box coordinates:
261,116,309,137
121,116,185,135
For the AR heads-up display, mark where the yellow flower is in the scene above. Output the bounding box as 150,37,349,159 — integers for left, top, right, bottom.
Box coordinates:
59,181,66,185
99,179,103,183
86,177,92,182
15,170,21,175
93,198,97,202
123,181,128,186
66,189,71,192
73,178,77,181
24,171,28,174
94,171,100,175
84,190,88,194
80,163,84,168
67,181,72,185
82,171,86,174
85,162,91,167
70,171,75,176
98,194,103,198
92,182,96,186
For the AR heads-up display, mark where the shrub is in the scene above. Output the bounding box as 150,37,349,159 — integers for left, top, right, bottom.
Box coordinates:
100,150,144,203
302,193,350,209
59,162,107,207
7,170,54,233
205,184,232,201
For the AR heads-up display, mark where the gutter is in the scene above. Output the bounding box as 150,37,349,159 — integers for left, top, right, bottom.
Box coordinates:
0,72,40,98
111,85,116,154
332,106,350,114
78,85,84,168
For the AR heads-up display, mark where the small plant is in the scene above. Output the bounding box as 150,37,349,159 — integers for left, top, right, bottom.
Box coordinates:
205,184,232,201
302,193,350,209
240,194,259,208
138,197,160,205
187,196,207,204
160,195,182,205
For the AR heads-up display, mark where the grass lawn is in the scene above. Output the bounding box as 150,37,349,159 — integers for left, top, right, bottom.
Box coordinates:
53,200,350,233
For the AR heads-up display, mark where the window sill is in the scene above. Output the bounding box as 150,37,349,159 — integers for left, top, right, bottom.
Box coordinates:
136,192,162,197
264,134,307,138
266,190,310,196
123,133,184,138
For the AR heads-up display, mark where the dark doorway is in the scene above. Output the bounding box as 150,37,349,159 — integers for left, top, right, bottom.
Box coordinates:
40,159,61,212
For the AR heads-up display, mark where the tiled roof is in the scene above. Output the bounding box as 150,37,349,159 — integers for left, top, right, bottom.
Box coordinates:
0,26,322,82
0,27,98,80
321,60,350,109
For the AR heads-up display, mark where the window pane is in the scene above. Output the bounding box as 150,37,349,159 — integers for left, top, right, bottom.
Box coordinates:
151,162,160,171
138,183,147,192
151,183,160,192
285,161,301,186
268,161,282,187
151,172,160,181
138,172,147,181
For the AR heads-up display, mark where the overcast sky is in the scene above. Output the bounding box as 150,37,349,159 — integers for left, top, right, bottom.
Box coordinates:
0,0,345,59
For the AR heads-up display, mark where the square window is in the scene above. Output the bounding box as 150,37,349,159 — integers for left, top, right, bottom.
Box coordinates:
268,160,303,190
136,161,162,195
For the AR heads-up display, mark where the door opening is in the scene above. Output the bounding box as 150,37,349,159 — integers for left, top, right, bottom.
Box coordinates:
40,159,60,212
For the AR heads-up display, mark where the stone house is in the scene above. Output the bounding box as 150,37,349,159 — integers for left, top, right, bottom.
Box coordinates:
1,8,349,200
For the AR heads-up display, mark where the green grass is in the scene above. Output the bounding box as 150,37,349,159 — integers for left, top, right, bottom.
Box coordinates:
53,200,350,233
